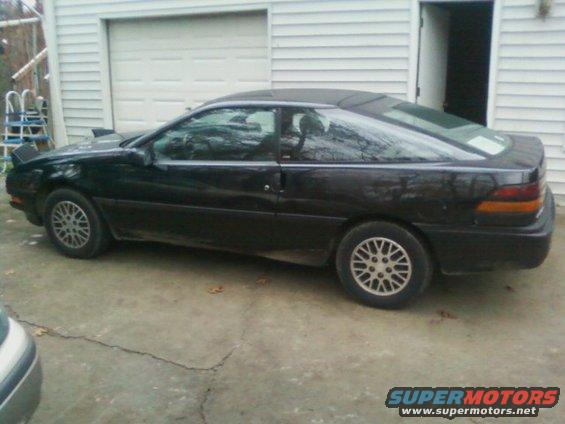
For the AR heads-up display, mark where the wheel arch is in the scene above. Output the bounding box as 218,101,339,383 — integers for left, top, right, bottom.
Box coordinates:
35,179,95,222
330,214,439,269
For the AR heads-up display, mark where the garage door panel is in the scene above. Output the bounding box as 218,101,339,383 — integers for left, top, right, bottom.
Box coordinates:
113,38,268,52
112,99,146,122
153,99,186,120
109,12,269,132
112,63,144,83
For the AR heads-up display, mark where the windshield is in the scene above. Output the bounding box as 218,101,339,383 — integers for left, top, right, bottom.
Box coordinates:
382,103,511,156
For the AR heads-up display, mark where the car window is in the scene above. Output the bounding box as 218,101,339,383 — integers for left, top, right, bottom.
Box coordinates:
381,102,511,156
279,107,483,163
151,107,276,161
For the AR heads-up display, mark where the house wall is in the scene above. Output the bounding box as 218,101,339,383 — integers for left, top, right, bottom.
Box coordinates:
44,0,414,142
492,0,565,203
44,0,565,203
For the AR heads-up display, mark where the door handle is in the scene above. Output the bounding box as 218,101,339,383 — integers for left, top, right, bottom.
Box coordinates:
277,171,286,193
268,171,286,194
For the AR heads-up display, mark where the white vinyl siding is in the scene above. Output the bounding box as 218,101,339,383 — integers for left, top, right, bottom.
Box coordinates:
492,0,565,202
49,0,412,141
270,0,410,95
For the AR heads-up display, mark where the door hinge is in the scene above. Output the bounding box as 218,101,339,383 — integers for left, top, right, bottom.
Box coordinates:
420,17,424,28
416,86,421,98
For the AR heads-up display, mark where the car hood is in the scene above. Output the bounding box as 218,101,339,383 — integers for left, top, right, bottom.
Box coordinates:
52,130,146,155
11,130,148,168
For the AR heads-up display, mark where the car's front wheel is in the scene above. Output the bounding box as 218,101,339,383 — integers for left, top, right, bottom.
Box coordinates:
44,188,110,258
336,221,432,309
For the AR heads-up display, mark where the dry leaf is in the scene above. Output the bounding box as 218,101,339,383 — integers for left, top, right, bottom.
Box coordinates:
4,269,15,276
505,285,515,292
5,219,15,224
34,327,48,337
256,276,270,285
437,310,457,320
207,286,224,294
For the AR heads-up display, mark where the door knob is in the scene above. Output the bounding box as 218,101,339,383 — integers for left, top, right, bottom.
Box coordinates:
264,184,271,192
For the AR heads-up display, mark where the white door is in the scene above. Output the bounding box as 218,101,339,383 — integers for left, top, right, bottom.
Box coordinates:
108,12,269,132
417,4,450,111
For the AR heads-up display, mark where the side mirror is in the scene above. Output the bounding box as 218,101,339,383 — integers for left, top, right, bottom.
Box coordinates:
127,148,153,167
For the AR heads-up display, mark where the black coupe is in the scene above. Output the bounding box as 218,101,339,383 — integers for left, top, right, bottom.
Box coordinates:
6,89,555,308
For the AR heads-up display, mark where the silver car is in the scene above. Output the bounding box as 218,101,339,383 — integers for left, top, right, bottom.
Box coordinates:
0,305,42,423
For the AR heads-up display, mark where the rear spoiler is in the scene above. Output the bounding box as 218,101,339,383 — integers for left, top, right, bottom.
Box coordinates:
10,143,41,167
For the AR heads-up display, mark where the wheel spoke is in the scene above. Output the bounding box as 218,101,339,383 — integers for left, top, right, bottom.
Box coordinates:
375,280,383,292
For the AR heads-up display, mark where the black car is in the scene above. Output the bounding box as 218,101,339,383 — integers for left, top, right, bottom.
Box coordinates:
6,89,554,308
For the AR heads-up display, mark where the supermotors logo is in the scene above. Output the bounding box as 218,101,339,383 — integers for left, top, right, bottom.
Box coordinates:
385,387,560,419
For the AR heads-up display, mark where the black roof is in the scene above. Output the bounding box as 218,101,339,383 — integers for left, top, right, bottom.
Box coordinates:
206,88,393,109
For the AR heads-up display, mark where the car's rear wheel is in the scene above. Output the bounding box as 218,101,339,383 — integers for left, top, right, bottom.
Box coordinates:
44,188,110,258
336,221,432,309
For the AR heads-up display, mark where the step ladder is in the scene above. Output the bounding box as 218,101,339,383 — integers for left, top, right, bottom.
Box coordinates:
2,89,54,172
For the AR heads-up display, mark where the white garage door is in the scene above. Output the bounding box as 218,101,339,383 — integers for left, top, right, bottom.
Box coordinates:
108,12,269,132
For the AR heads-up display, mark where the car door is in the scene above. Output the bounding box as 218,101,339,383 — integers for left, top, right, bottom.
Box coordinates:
105,106,281,249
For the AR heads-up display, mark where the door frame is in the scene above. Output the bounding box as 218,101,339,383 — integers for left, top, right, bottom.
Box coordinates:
97,3,273,131
408,0,501,127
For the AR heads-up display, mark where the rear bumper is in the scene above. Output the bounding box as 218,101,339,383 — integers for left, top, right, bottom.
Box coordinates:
418,190,555,274
0,319,42,423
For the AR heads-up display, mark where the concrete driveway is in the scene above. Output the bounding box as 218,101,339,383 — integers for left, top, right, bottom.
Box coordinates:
0,187,563,423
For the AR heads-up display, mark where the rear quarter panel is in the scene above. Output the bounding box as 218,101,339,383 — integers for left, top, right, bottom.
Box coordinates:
275,163,504,252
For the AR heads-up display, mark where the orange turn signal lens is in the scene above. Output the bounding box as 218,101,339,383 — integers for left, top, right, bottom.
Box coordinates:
476,197,542,213
10,195,23,205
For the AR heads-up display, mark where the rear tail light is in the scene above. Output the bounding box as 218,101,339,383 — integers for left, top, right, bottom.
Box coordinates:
476,180,545,213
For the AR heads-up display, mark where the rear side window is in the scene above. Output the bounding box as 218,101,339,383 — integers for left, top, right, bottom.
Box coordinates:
279,108,483,163
382,103,511,156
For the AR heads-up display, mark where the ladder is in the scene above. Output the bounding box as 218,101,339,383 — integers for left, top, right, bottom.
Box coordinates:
2,89,54,172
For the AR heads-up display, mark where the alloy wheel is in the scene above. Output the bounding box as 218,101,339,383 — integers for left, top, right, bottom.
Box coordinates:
51,200,91,249
350,237,412,296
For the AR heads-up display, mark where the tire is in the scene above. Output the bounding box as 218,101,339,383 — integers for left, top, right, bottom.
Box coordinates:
43,188,110,259
336,221,432,309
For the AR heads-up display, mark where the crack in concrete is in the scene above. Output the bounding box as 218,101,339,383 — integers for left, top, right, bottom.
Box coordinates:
199,382,214,424
16,316,240,424
198,288,262,424
6,274,266,424
17,318,219,372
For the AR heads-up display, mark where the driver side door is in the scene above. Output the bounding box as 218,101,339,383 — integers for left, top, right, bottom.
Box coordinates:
106,107,281,250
